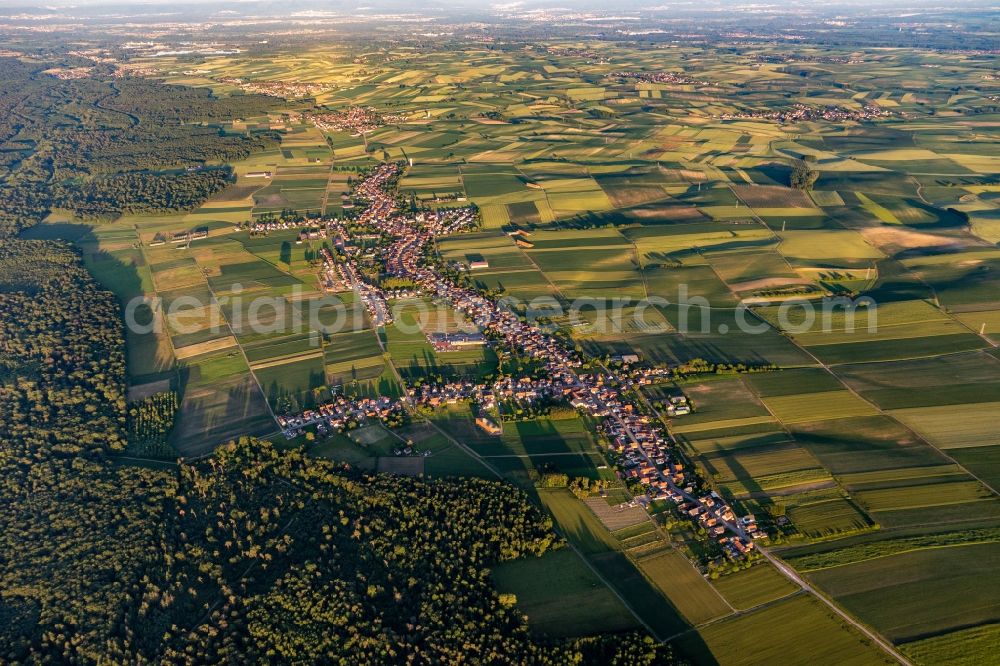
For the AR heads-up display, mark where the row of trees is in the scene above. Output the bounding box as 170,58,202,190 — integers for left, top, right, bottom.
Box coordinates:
672,357,779,378
126,391,179,459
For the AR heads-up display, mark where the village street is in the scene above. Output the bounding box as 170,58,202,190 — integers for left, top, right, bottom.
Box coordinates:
273,163,760,560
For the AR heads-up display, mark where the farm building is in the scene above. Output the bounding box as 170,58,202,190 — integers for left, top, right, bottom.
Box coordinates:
475,416,502,435
428,331,487,351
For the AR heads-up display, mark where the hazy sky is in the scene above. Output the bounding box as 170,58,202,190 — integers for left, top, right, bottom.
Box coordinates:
0,0,960,8
0,0,990,17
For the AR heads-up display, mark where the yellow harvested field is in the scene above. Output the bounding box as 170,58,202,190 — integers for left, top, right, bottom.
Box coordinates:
859,226,959,252
166,304,224,334
762,391,880,425
889,402,1000,449
249,349,323,370
173,335,238,360
777,230,883,260
943,154,1000,172
672,415,777,435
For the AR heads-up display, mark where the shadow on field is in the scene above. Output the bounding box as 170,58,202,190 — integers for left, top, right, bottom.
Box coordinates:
537,489,719,664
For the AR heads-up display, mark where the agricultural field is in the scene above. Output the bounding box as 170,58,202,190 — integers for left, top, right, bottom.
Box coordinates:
900,624,1000,666
710,563,799,611
24,26,1000,665
833,351,1000,410
585,498,649,531
888,402,1000,450
754,299,988,364
701,441,831,495
761,391,879,425
533,488,746,645
806,542,1000,644
678,594,894,666
634,550,732,625
490,548,640,637
537,489,623,556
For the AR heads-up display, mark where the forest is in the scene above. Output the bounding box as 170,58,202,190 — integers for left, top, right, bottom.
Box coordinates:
50,168,233,218
0,57,281,234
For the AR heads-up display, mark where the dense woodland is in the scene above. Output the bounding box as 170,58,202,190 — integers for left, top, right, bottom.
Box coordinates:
0,60,675,665
52,125,279,176
0,57,281,234
50,168,233,218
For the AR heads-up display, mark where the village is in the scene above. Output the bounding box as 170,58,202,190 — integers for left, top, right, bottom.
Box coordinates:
42,66,94,80
719,102,892,123
752,53,863,65
215,77,332,98
611,70,711,85
272,163,759,561
309,106,408,135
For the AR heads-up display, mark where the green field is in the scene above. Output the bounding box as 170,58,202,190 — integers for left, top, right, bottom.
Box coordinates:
711,563,799,611
790,416,951,474
900,623,1000,666
786,496,876,539
762,391,880,425
889,402,1000,450
634,550,732,625
537,488,621,555
808,542,1000,643
680,594,893,666
853,479,993,512
491,548,640,637
786,526,1000,572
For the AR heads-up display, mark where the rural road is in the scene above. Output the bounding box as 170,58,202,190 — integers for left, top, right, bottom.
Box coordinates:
759,548,913,665
638,352,912,665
